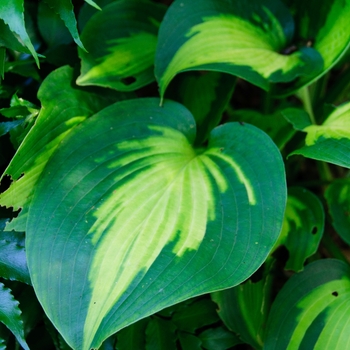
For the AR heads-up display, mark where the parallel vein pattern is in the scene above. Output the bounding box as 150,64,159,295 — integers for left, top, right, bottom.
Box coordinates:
25,98,286,350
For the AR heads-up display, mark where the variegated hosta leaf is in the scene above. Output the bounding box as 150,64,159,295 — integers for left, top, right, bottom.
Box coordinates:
76,0,166,91
265,259,350,350
155,0,323,98
291,101,350,168
0,66,128,232
25,98,286,349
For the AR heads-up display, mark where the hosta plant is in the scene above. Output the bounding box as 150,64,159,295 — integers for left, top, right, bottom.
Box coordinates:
0,0,349,349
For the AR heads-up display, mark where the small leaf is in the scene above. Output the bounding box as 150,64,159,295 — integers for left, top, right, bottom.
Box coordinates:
155,0,323,97
264,259,350,350
325,181,350,245
0,236,30,284
199,327,242,350
0,0,39,66
290,101,350,168
77,0,166,91
145,318,176,350
274,187,324,272
281,107,312,130
172,298,219,333
0,283,29,350
43,0,86,51
84,0,101,11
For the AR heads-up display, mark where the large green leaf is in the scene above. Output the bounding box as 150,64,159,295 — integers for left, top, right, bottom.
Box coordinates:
0,0,39,66
0,66,128,232
155,0,323,98
264,259,350,349
23,97,286,349
76,0,166,91
274,187,324,272
325,181,350,245
0,283,29,350
290,101,350,168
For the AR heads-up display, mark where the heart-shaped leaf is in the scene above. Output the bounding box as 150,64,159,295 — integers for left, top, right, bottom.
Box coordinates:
24,98,286,349
264,259,350,349
155,0,323,98
290,101,350,168
76,0,166,91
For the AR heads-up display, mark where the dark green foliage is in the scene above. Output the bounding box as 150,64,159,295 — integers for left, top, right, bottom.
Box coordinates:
0,0,349,349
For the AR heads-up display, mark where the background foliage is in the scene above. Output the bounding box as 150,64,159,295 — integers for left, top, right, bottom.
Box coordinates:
0,0,350,349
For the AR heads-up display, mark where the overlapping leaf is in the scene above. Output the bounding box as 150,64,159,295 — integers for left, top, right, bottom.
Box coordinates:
171,72,236,145
155,0,323,98
290,101,350,168
274,187,324,272
77,0,166,91
265,259,350,349
0,66,128,231
277,0,350,95
0,0,39,66
0,283,29,350
22,96,286,349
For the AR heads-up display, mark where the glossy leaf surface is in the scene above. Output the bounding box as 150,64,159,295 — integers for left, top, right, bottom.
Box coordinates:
265,259,350,350
291,102,350,168
155,0,323,97
77,0,166,91
22,97,286,349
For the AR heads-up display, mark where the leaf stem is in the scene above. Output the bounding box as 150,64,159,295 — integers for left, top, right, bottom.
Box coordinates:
297,86,316,125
